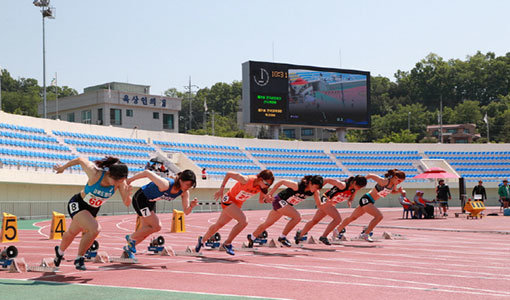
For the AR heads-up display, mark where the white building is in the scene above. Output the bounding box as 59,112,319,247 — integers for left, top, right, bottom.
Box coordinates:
38,82,181,132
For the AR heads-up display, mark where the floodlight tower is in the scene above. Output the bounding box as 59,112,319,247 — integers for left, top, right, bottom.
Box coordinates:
33,0,55,118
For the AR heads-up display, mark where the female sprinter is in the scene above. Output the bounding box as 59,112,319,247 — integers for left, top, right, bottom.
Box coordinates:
248,175,324,247
123,169,198,257
336,169,405,242
53,156,131,270
294,175,367,245
195,170,274,255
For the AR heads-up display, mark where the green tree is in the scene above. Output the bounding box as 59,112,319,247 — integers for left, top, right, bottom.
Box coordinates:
375,129,418,143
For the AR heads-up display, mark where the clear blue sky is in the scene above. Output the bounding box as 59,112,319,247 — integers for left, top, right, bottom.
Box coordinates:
1,0,509,95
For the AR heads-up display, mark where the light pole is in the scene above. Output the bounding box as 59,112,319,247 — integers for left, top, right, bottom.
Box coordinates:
33,0,55,118
407,111,411,131
0,67,3,112
184,76,199,133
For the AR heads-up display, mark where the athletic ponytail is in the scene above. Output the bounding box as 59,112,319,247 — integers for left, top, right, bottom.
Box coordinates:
301,175,324,189
94,156,128,180
174,169,197,189
385,169,406,180
346,175,367,189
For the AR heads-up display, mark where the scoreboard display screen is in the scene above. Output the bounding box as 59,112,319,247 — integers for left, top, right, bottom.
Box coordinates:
242,61,370,128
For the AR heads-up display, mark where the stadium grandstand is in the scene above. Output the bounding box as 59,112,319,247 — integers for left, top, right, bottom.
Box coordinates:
1,111,509,219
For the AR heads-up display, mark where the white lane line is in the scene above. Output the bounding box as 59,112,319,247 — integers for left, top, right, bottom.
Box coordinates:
112,267,510,297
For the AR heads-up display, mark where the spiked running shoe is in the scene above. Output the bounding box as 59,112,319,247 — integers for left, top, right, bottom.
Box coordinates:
123,246,136,259
278,237,292,247
74,256,86,271
54,245,64,267
319,236,331,245
337,228,346,240
360,233,374,242
246,234,254,248
222,243,235,255
294,230,301,245
125,235,136,253
195,236,204,253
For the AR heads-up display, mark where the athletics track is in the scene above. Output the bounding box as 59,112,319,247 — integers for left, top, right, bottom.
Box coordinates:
1,206,510,300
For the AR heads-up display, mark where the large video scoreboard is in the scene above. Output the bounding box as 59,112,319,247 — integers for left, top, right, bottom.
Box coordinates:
242,61,370,128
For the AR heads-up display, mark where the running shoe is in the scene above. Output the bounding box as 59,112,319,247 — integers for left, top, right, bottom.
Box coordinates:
54,245,64,267
125,235,137,253
246,234,254,248
195,236,203,253
360,233,374,242
123,246,136,259
278,237,292,247
319,236,331,245
74,256,86,271
294,230,301,245
337,228,346,240
222,243,235,255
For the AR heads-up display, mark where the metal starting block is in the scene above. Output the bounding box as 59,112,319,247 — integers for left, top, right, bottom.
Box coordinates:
148,236,166,254
84,240,100,261
27,258,58,273
1,258,27,273
204,232,221,249
382,232,407,240
175,246,203,257
110,252,138,263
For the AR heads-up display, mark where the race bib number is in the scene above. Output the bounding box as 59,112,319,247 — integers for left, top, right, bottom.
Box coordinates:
69,202,80,214
235,191,255,202
140,207,151,217
331,193,350,204
222,195,230,203
361,197,370,205
279,200,288,208
287,196,303,205
320,195,328,204
83,194,106,208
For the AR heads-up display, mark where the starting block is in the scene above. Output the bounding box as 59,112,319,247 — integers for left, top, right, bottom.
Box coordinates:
27,257,58,273
306,236,317,244
0,245,25,273
93,251,109,263
248,231,269,247
111,252,138,264
148,236,166,254
382,232,407,240
267,239,280,248
84,240,100,260
204,232,221,249
160,246,175,256
175,246,202,257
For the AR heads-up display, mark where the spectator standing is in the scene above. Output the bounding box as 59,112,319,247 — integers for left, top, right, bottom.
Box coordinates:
499,179,510,209
472,180,487,202
436,179,451,217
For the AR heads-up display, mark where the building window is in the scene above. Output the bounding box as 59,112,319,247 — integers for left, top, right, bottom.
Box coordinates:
81,110,91,124
153,112,159,119
283,129,295,139
455,139,468,143
301,128,314,136
447,129,456,134
433,130,439,136
97,108,103,125
464,129,470,134
110,108,122,125
67,112,75,122
163,114,174,130
126,109,133,117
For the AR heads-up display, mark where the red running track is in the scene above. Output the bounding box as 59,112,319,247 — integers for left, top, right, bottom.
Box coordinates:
1,206,510,299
